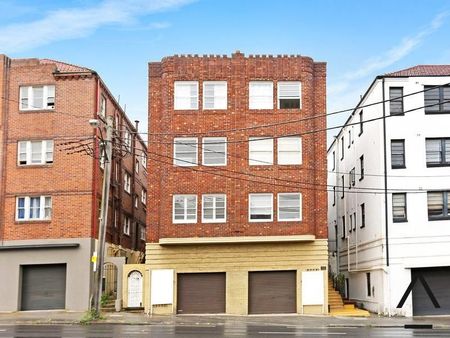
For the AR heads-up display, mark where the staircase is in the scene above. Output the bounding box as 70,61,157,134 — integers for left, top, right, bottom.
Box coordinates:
101,298,117,312
328,278,370,317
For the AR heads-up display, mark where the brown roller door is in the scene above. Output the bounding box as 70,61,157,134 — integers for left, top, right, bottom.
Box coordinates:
21,264,66,311
177,273,226,314
249,270,296,314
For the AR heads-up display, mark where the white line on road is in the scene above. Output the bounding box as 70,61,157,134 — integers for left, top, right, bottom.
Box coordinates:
258,332,345,336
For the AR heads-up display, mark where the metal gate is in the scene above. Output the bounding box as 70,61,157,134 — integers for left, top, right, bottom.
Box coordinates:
127,271,143,308
103,263,118,296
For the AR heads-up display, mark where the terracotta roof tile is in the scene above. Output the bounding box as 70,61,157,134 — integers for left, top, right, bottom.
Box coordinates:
40,58,93,73
385,65,450,77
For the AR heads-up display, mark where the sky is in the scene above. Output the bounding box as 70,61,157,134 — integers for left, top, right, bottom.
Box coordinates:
1,0,449,144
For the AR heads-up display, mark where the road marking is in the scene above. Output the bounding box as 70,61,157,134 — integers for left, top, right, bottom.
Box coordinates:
258,333,295,335
259,332,345,336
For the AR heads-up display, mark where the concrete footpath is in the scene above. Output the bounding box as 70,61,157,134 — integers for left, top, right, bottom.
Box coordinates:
0,311,449,328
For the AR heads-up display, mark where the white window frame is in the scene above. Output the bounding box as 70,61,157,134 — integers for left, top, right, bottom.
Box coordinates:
174,81,199,110
202,137,227,166
135,158,139,174
141,152,147,168
277,137,302,165
202,194,226,223
249,137,273,165
277,193,302,221
173,194,197,224
174,138,198,166
123,216,131,235
249,81,273,109
124,172,131,194
141,189,147,205
249,193,273,222
19,85,55,111
203,81,227,110
18,140,54,165
100,95,106,117
16,196,52,221
277,81,301,109
140,225,146,241
124,128,132,150
135,194,139,208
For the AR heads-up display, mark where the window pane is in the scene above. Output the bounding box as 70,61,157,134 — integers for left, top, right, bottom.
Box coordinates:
278,194,301,221
47,85,55,109
203,82,227,109
392,194,406,219
18,141,27,164
17,198,25,219
249,137,273,165
20,87,29,109
428,192,444,217
174,82,198,110
31,141,42,164
32,86,44,109
46,140,54,163
250,194,272,220
174,138,197,166
389,87,403,114
278,82,301,109
29,197,40,219
391,140,405,167
249,82,273,109
44,197,52,219
278,137,301,165
203,138,226,165
426,139,442,164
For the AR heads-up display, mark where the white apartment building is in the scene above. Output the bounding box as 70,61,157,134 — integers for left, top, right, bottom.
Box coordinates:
328,65,450,316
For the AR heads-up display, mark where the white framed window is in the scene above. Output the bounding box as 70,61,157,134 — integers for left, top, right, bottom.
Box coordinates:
135,158,139,173
173,194,197,223
277,81,301,109
277,137,302,165
140,225,146,241
249,137,273,165
202,194,226,223
174,81,198,110
249,81,273,109
135,194,139,208
114,209,118,228
16,196,52,221
174,138,198,166
20,85,55,110
141,152,147,168
99,148,105,169
123,216,130,235
202,137,227,166
124,128,132,150
124,172,131,193
278,193,302,221
100,95,106,117
203,81,227,109
141,189,147,205
18,140,54,165
249,193,273,222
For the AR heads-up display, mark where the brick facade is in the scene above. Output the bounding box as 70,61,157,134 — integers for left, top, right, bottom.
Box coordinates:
148,52,327,242
0,55,147,253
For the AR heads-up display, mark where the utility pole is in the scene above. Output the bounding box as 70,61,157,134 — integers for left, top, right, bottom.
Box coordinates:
92,115,113,314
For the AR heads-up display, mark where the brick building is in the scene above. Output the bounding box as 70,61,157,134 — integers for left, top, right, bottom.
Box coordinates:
146,52,328,315
0,55,147,311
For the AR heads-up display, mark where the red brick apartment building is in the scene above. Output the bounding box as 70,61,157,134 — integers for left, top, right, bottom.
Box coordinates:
0,55,147,311
146,52,328,315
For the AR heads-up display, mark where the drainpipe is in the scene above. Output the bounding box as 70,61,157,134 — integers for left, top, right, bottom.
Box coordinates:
382,78,392,317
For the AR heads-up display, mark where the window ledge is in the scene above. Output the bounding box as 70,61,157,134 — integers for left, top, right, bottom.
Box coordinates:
392,166,406,169
15,220,52,224
159,234,315,245
393,219,408,223
17,164,53,168
19,109,55,114
425,111,450,115
428,217,450,221
426,163,450,168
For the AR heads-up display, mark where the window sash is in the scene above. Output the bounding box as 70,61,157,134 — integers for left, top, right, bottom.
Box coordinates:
425,86,450,113
173,195,197,223
428,191,450,219
19,85,55,110
123,217,130,235
141,190,147,204
392,193,407,221
16,196,52,221
249,81,273,109
249,137,273,165
203,81,227,109
277,137,302,165
174,138,198,166
389,87,404,115
202,137,227,166
124,173,131,193
249,194,273,221
174,81,198,110
391,140,405,168
17,140,54,165
100,95,106,117
202,194,226,223
278,193,301,221
277,82,301,109
426,139,450,166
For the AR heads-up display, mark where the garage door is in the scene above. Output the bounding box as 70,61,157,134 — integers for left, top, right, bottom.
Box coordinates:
412,267,450,316
177,273,225,314
21,264,66,311
249,271,296,314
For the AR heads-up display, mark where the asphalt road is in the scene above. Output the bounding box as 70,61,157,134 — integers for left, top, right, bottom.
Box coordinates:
1,324,450,337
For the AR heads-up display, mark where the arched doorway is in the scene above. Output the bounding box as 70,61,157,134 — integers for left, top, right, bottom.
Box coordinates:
127,270,143,308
